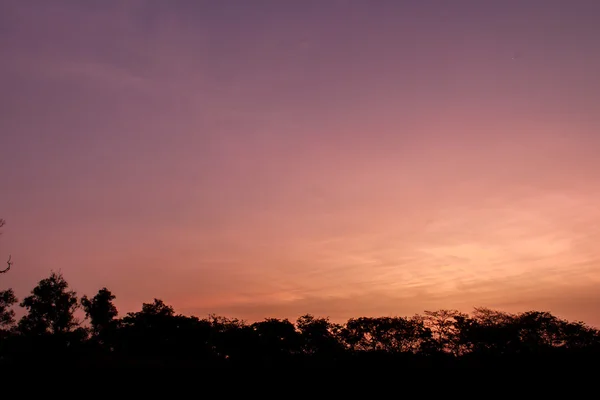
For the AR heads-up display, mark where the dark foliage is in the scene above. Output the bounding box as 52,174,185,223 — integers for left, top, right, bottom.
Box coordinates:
1,272,599,367
18,271,80,335
0,289,17,329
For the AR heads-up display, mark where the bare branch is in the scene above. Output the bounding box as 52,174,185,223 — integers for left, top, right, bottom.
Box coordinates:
0,219,11,274
0,255,11,274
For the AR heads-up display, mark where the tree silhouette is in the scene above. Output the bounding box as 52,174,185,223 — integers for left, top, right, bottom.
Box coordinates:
18,271,80,335
343,316,431,353
422,309,467,355
296,314,344,361
1,270,600,367
116,298,184,364
457,307,521,356
140,298,175,317
253,318,300,352
81,288,118,339
0,289,17,330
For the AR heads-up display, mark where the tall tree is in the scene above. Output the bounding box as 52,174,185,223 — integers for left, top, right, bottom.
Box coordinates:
18,271,80,335
81,288,118,337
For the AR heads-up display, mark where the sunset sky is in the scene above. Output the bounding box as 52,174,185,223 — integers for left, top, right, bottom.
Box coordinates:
1,0,600,326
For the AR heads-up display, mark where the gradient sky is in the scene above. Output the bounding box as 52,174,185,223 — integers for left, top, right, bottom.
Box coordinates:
1,0,600,326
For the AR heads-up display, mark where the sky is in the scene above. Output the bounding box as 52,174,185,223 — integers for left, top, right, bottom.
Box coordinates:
1,0,600,326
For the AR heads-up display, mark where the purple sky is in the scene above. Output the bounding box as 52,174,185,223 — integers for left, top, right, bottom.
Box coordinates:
2,0,600,325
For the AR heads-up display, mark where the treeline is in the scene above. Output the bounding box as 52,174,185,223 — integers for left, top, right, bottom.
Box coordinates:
1,271,599,367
